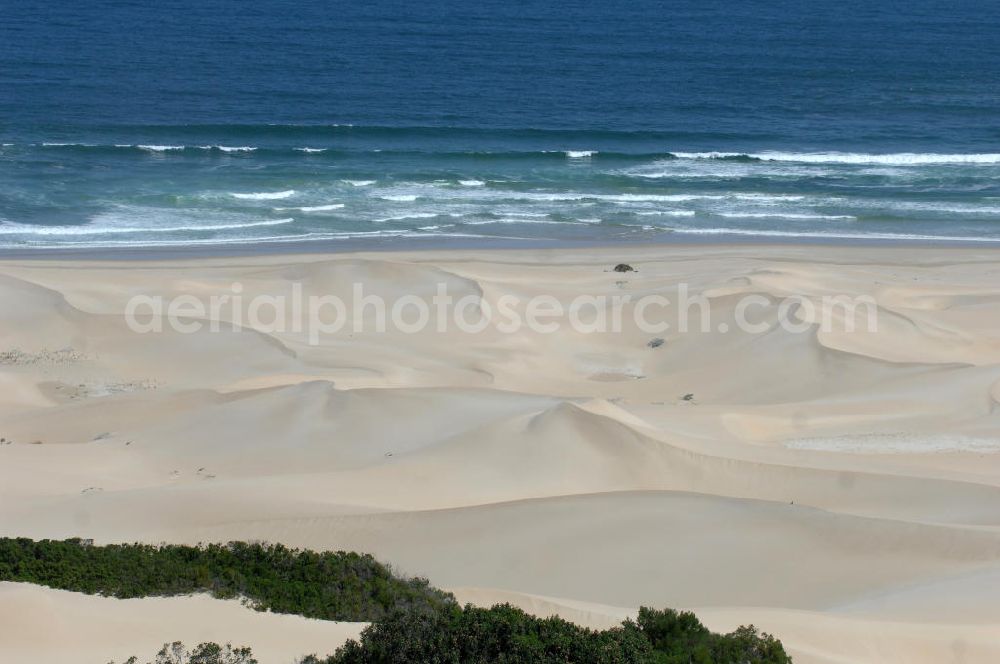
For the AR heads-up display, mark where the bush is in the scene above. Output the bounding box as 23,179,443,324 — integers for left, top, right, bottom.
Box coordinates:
321,603,791,664
109,641,257,664
0,537,453,622
116,606,789,664
5,538,791,663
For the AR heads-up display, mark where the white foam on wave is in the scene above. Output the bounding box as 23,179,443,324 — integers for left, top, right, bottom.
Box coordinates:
0,217,294,236
462,217,599,226
288,229,519,241
416,224,459,231
364,183,638,203
295,203,345,212
635,210,697,217
861,201,1000,215
731,193,807,202
758,151,1000,165
364,187,812,206
37,143,263,153
231,190,296,200
786,433,1000,454
566,150,596,158
207,145,257,153
605,193,801,203
675,151,1000,165
624,164,830,179
459,180,485,186
3,226,530,249
295,147,326,153
506,192,591,201
668,227,1000,242
7,231,330,249
716,212,856,220
604,193,723,203
103,144,258,153
671,152,746,160
343,180,376,186
274,203,345,212
35,142,259,153
461,192,706,203
138,145,185,152
374,212,440,222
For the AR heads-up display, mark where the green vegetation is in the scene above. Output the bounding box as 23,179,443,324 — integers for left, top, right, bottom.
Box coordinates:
114,641,258,664
2,538,790,663
0,537,452,621
318,603,790,664
115,607,789,664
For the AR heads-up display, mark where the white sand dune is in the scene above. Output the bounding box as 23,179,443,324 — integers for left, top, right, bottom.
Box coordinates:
2,243,1000,662
0,582,363,664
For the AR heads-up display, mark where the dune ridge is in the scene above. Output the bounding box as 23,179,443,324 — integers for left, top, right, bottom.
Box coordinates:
2,243,1000,662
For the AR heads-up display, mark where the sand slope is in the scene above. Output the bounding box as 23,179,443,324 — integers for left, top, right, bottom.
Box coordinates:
2,244,1000,662
0,582,363,664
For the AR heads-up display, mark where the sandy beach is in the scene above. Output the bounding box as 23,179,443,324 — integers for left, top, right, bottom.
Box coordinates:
2,242,1000,663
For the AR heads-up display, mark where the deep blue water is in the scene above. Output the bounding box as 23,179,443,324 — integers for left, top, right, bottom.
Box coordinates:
2,0,1000,248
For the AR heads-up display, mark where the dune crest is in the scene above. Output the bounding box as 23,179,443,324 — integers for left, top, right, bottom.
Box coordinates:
2,243,1000,663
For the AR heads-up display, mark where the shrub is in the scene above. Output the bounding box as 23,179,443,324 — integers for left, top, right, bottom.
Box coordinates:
0,537,452,622
322,603,791,663
6,538,791,663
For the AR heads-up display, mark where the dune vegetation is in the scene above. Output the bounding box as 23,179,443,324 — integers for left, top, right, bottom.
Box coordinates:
1,538,789,663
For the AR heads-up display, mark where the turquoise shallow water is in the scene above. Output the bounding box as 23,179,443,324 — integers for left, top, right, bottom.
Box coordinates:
2,1,1000,249
2,138,1000,248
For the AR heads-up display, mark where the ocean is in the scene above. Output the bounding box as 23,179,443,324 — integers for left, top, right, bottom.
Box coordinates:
2,0,1000,249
